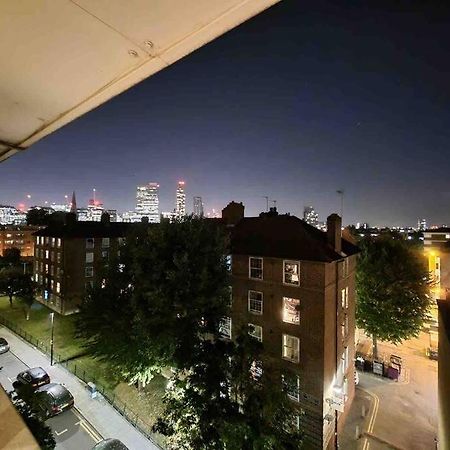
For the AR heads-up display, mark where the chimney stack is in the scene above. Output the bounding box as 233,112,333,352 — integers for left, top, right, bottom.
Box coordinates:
222,201,245,226
327,214,342,253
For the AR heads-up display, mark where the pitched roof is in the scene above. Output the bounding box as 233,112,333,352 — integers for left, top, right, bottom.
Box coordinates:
230,214,359,262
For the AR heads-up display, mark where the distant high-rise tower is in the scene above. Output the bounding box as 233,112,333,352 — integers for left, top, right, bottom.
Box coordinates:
418,218,427,231
303,206,319,228
193,196,204,217
176,181,186,218
136,183,160,223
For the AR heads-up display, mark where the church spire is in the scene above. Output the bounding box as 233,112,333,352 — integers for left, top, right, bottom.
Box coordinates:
70,191,77,213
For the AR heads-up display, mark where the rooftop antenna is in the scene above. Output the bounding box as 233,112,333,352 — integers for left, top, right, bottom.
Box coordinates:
93,188,96,204
336,189,344,218
272,200,277,209
262,196,269,212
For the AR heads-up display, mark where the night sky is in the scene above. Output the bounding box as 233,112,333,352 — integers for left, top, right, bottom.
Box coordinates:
1,0,450,227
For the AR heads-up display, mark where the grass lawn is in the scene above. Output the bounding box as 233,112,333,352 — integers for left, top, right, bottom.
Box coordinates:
0,296,166,439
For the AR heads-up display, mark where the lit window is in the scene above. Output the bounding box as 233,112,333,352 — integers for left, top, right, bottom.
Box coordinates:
86,252,94,263
219,317,232,339
250,360,263,380
57,253,61,264
249,257,263,279
248,290,263,314
34,274,38,282
45,250,49,259
102,238,110,248
51,237,55,247
341,287,349,309
283,261,300,286
248,324,263,342
56,282,60,294
86,238,94,249
85,266,94,278
283,297,300,324
226,255,232,272
341,314,349,340
102,250,108,259
282,373,300,402
282,334,300,363
57,238,61,247
45,264,49,274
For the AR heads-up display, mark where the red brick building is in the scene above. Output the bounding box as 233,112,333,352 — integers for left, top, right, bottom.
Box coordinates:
222,202,359,449
33,214,133,315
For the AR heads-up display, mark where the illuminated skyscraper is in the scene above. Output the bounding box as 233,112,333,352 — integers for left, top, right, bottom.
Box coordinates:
193,196,203,217
136,183,160,223
303,205,319,228
176,181,186,218
418,218,427,231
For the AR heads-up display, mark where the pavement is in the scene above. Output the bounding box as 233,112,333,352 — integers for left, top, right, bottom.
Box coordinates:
0,326,161,450
340,331,438,450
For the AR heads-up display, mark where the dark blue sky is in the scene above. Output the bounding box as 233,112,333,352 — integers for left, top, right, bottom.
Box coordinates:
2,0,450,226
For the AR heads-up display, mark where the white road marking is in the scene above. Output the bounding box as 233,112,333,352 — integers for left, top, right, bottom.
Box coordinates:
7,377,13,382
55,428,68,436
73,408,102,442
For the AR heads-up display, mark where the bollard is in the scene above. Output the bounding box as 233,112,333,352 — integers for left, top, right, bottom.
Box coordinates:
355,425,360,439
361,404,366,418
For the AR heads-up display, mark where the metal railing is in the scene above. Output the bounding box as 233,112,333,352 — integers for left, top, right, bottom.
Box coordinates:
0,314,164,449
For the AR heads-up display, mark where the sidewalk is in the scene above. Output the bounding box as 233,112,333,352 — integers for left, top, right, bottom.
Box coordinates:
339,385,374,450
0,326,161,450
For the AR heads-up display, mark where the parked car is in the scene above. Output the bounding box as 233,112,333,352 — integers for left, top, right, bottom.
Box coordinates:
13,367,50,391
0,337,9,354
92,439,129,450
34,383,74,418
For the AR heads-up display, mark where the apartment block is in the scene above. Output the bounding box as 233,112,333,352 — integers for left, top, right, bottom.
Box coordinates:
0,225,40,257
33,214,133,315
221,202,359,449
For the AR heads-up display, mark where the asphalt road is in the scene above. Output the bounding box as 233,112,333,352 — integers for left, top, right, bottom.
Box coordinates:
0,348,101,450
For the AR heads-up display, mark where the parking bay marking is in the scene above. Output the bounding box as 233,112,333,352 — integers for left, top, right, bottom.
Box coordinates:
73,408,102,442
55,429,68,436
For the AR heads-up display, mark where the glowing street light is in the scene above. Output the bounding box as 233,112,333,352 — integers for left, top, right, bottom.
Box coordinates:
50,312,55,366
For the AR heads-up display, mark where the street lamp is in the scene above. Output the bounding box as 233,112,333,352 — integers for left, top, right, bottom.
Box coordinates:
50,312,55,366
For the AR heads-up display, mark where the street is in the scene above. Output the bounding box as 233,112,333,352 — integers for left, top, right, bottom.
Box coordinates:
341,331,438,450
0,349,101,450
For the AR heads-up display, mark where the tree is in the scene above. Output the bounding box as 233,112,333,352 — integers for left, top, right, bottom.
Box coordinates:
0,247,21,268
154,329,303,450
0,268,34,307
12,399,56,449
76,217,230,385
26,208,50,226
356,237,431,359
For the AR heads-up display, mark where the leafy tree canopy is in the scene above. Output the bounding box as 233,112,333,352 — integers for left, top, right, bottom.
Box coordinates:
76,217,230,385
154,329,303,450
0,268,34,307
13,399,56,449
0,247,21,268
356,237,431,347
26,208,50,226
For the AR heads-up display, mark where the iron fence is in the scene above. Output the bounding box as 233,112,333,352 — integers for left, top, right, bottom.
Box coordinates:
0,314,164,448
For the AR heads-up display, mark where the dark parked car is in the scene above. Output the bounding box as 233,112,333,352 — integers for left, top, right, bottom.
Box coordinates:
34,383,74,418
0,337,9,354
13,367,50,391
92,439,129,450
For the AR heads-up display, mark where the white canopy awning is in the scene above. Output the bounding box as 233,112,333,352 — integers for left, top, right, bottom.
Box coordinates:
0,0,278,161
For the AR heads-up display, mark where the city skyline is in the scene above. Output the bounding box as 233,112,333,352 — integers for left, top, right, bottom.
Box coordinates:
1,1,450,227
